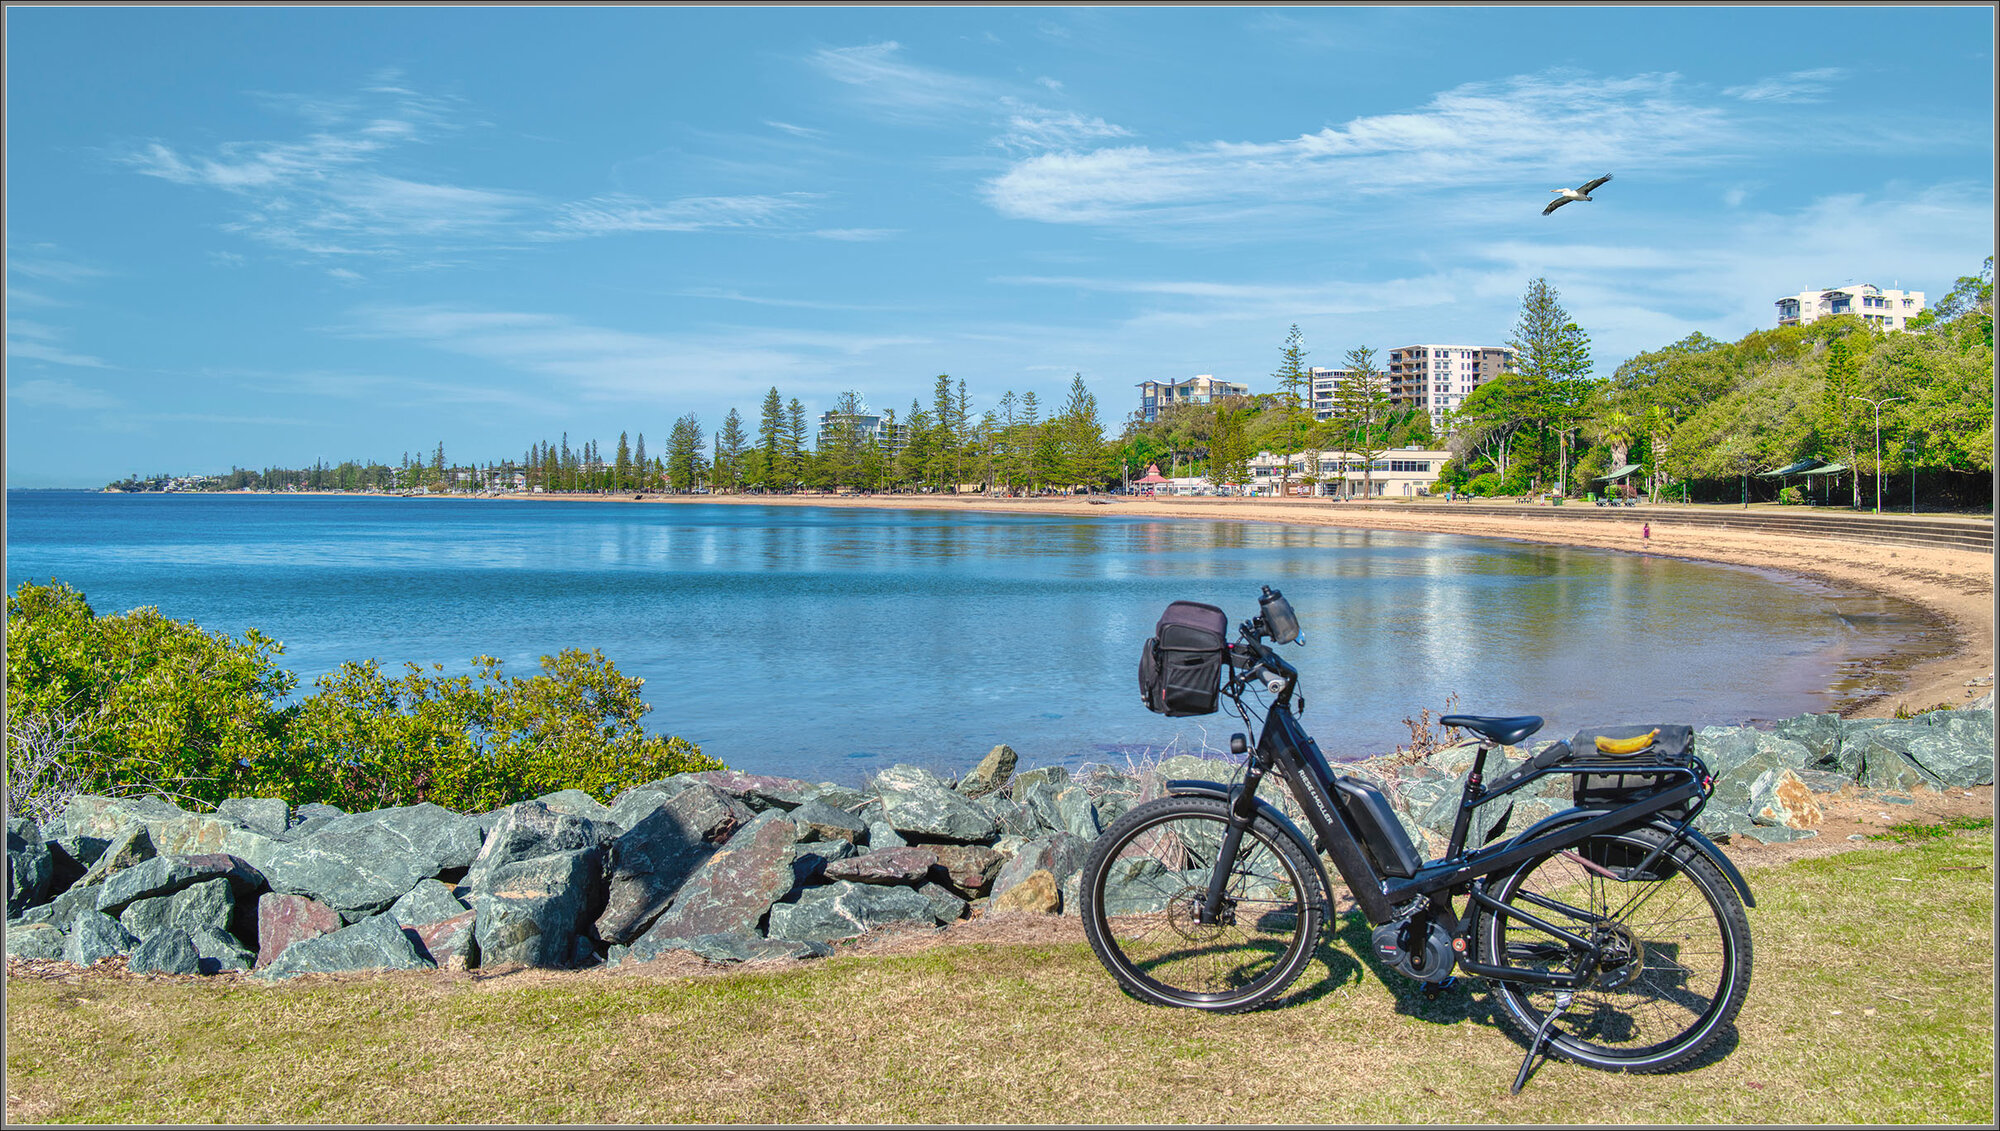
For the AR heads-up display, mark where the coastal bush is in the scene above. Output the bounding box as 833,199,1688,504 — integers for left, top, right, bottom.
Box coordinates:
4,580,719,815
5,580,293,811
276,650,721,812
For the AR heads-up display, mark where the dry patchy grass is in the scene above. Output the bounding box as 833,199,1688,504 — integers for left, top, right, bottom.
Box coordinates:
6,832,1992,1125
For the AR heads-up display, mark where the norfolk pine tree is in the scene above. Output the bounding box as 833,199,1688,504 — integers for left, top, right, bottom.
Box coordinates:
1271,324,1310,497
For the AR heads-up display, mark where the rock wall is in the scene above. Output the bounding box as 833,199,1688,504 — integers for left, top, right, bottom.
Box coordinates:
7,701,1993,978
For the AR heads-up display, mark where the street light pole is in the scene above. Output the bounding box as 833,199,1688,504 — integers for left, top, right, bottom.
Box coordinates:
1906,433,1922,516
1847,395,1906,514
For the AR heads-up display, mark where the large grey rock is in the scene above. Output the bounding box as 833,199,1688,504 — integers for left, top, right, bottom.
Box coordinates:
119,877,235,941
625,811,798,949
189,925,257,973
389,879,469,928
1847,727,1948,792
605,787,679,833
533,789,615,824
58,795,190,845
471,847,607,969
788,800,867,844
982,796,1045,838
989,833,1089,905
1080,770,1144,827
1771,714,1845,768
766,880,938,943
1901,716,1995,788
594,784,754,945
872,765,998,844
5,921,67,959
1009,766,1073,795
256,913,433,979
1051,786,1102,839
956,745,1018,800
95,854,264,918
1148,756,1235,788
916,880,968,924
128,929,204,975
626,932,833,965
408,911,477,970
259,804,483,920
7,818,53,915
64,909,138,965
463,802,617,895
68,824,157,893
214,798,292,838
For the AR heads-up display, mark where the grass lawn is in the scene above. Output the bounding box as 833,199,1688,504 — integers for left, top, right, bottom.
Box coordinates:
6,831,1992,1125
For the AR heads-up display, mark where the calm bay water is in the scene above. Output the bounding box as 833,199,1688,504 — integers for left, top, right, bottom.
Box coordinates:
5,491,1927,783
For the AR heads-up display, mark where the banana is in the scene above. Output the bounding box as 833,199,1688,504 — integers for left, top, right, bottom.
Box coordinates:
1596,729,1659,755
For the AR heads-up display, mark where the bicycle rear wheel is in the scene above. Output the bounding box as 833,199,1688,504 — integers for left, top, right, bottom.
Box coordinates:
1080,796,1325,1012
1480,825,1751,1072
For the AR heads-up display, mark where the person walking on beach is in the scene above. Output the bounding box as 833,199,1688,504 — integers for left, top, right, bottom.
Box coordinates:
1642,522,1651,543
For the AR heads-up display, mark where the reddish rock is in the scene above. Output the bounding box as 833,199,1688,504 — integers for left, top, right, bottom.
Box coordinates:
411,910,477,970
928,845,1002,895
255,892,341,969
823,847,940,886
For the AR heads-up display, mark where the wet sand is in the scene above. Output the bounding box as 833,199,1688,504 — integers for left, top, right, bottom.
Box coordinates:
519,490,1993,720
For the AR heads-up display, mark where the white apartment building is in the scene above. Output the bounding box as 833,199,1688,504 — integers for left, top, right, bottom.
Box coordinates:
1775,283,1925,332
1386,345,1515,430
1136,374,1250,422
1308,367,1351,420
1245,447,1452,498
816,408,910,453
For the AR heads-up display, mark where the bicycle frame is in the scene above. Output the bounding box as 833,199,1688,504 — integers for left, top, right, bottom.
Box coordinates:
1181,634,1744,990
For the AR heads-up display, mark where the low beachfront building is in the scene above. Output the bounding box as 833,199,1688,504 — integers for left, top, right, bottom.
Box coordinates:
1245,446,1452,498
1774,283,1925,331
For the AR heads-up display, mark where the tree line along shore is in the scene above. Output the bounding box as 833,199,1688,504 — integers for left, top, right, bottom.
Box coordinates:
104,264,1992,509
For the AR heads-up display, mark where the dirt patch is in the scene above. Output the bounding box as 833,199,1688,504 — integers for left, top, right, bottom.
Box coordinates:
1716,782,1995,868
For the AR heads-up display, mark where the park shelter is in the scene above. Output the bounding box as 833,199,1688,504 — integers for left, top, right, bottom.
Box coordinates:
1594,463,1641,497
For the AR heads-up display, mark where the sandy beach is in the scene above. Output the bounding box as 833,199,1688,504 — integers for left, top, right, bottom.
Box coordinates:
497,489,1993,720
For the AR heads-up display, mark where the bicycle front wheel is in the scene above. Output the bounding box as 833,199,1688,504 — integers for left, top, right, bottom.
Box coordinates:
1079,796,1325,1012
1480,825,1751,1072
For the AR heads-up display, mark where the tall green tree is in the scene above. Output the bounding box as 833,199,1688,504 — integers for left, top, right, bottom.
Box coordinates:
785,398,810,490
756,387,785,491
666,414,705,491
613,432,633,491
1506,277,1597,495
1055,373,1108,489
1330,346,1391,498
714,409,747,492
1271,324,1310,497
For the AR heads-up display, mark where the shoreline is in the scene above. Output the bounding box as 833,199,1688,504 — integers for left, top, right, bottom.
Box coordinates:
99,487,1996,720
538,489,1995,721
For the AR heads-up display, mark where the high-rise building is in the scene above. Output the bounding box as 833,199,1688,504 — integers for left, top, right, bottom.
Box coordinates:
1136,374,1250,422
1386,344,1516,429
1308,367,1351,420
816,407,910,453
1775,283,1925,331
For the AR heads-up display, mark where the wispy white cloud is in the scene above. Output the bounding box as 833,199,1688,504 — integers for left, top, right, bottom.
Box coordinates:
116,83,829,259
545,193,822,237
1724,67,1846,103
6,320,111,368
807,227,900,242
8,378,122,409
764,120,826,138
995,106,1133,153
808,41,996,123
984,71,1731,229
342,304,931,406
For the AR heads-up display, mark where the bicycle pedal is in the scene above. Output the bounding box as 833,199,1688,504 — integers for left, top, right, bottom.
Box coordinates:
1421,976,1459,1001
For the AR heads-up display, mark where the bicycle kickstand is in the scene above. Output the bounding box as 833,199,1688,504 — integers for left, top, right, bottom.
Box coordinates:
1509,991,1573,1095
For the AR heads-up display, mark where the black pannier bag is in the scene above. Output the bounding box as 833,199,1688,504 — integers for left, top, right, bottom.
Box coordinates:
1568,723,1697,822
1138,600,1229,716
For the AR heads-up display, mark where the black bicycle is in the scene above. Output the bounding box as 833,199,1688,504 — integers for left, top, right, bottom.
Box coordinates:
1088,586,1754,1092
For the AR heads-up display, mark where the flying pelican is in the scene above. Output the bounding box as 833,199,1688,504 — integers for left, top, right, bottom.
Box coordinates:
1543,173,1613,216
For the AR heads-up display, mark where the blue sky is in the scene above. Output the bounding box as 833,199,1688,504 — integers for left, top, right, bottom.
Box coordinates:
6,6,1993,487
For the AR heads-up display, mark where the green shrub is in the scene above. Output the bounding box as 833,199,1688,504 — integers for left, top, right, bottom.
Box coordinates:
5,580,293,808
5,580,720,814
275,651,721,812
1778,485,1804,505
1464,472,1503,496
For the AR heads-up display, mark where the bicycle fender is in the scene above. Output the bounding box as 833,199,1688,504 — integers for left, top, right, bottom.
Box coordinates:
1164,779,1336,913
1509,807,1756,909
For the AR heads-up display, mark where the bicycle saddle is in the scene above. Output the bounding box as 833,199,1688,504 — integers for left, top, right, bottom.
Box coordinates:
1440,715,1543,747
